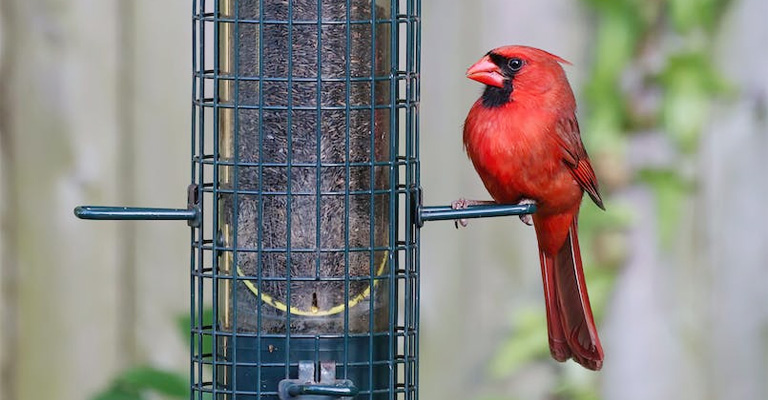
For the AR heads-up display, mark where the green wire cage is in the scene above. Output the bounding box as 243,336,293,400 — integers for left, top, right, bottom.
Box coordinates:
75,0,533,399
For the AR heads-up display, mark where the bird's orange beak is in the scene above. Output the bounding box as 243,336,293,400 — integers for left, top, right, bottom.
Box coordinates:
466,55,505,88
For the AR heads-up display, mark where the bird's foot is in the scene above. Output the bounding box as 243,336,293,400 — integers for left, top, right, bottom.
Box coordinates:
517,198,536,226
451,198,496,229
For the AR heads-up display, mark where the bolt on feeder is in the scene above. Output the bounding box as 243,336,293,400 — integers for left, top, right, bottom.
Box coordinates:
75,0,534,399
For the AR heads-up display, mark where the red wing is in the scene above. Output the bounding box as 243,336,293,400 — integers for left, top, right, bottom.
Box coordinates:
554,116,604,209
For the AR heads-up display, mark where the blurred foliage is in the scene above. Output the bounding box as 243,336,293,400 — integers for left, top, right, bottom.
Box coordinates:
91,367,188,400
660,52,731,152
637,168,696,245
90,308,214,400
483,0,733,398
489,309,550,377
178,307,215,356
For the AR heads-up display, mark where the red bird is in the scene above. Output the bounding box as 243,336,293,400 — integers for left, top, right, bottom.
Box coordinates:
461,45,605,370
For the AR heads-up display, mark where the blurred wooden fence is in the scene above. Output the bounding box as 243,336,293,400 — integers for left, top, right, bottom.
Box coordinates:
0,2,190,400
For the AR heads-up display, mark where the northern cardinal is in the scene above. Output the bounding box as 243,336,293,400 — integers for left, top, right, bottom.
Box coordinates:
461,45,605,370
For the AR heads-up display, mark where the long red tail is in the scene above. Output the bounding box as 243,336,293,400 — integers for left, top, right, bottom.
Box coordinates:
537,217,603,370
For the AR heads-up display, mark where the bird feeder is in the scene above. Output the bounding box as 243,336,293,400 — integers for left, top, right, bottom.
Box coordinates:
75,0,533,399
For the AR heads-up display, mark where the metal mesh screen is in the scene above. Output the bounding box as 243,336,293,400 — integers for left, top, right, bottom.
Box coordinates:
191,0,420,398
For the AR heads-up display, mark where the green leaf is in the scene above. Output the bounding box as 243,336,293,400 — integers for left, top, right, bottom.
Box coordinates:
488,308,550,378
475,396,519,400
593,8,641,82
660,52,732,152
638,168,694,247
579,200,634,236
583,269,616,318
117,366,188,398
668,0,732,33
579,2,644,153
583,83,627,152
178,308,215,356
555,381,601,400
91,386,143,400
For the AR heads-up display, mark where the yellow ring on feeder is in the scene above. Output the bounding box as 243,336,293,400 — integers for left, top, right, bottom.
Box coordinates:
238,251,389,317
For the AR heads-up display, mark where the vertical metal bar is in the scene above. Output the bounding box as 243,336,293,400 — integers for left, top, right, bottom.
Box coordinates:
413,1,421,398
343,0,352,384
285,0,295,381
214,0,226,396
315,0,323,283
402,2,411,397
196,1,207,398
190,2,199,397
388,1,399,399
257,0,266,397
407,1,417,397
368,2,377,399
231,0,243,395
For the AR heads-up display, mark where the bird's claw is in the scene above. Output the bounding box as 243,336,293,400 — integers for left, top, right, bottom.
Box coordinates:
452,197,535,227
518,198,536,226
451,198,471,229
451,198,496,228
451,198,471,209
519,214,533,226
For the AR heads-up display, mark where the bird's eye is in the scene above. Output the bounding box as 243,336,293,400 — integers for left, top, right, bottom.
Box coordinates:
507,58,524,72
